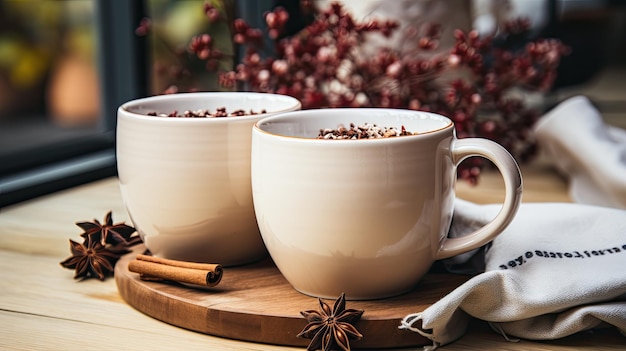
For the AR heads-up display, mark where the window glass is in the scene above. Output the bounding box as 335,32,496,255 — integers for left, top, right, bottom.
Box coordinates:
0,0,102,175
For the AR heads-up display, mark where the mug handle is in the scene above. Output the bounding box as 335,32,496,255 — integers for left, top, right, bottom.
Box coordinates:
435,138,523,260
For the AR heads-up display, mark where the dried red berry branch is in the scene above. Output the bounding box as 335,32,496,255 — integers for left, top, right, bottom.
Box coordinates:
140,1,568,184
60,211,141,281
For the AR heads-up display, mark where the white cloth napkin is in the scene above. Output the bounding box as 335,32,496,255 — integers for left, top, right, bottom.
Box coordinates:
399,199,626,349
533,95,626,209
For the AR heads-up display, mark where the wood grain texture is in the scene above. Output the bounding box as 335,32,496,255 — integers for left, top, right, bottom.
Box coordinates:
115,246,469,348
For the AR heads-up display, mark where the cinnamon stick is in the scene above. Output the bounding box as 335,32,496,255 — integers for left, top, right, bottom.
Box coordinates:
128,254,223,287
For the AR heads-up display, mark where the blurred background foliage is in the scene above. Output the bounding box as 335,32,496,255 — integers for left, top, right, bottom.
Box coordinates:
0,0,96,123
142,0,235,94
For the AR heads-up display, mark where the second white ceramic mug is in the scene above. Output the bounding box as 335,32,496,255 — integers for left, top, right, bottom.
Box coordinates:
251,108,522,299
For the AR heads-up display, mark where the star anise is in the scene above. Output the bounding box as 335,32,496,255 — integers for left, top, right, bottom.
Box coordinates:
60,237,129,280
77,211,136,246
297,293,364,351
60,211,141,281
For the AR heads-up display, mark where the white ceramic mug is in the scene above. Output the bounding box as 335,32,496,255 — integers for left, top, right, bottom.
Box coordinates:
251,108,522,299
116,92,301,265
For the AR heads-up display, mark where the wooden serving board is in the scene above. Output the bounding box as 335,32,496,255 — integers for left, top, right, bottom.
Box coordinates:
115,246,469,349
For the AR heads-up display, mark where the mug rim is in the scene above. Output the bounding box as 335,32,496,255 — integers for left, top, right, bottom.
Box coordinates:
118,92,302,122
254,108,454,141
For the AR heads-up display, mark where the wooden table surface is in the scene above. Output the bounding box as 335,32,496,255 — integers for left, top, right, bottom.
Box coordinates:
1,160,624,350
